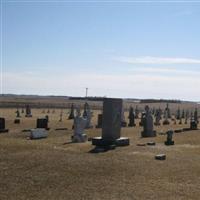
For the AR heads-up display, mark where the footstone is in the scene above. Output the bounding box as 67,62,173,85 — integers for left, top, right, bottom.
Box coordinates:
30,129,48,139
14,119,20,124
147,142,156,146
174,129,182,133
155,154,166,160
163,120,170,125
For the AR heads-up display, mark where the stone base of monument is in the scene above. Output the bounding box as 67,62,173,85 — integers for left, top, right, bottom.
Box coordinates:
25,114,32,117
128,123,136,127
155,154,166,160
163,120,170,125
14,119,20,124
30,128,48,139
141,130,156,138
0,129,9,133
92,137,130,147
165,140,174,145
174,129,183,133
71,134,87,143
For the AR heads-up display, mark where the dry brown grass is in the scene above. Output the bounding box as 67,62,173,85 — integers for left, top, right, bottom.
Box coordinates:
0,108,200,200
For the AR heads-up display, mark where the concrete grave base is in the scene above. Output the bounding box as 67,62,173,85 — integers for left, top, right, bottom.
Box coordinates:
155,154,166,160
30,128,48,139
72,134,87,143
92,137,130,147
165,141,174,145
0,129,9,133
141,130,156,138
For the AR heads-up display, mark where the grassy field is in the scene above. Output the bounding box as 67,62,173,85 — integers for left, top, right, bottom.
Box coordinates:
0,108,200,200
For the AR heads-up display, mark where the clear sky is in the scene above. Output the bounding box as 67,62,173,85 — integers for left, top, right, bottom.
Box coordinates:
1,0,200,100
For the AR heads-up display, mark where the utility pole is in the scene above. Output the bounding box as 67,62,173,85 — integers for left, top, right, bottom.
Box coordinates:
85,87,88,98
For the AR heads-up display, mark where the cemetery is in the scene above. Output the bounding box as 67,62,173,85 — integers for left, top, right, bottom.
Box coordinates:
0,97,200,200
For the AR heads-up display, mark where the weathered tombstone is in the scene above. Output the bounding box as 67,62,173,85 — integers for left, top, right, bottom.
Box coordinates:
185,110,189,124
139,112,145,127
59,110,63,122
141,105,156,137
30,128,48,139
25,105,32,117
72,108,87,142
163,108,170,125
45,115,49,122
21,108,24,113
16,109,21,118
47,109,50,114
154,109,161,126
179,118,182,125
0,118,9,133
165,130,174,145
181,110,185,119
128,106,136,127
194,108,199,124
37,118,48,130
96,113,103,128
190,120,198,130
92,98,129,147
82,102,93,129
135,106,139,119
68,104,75,120
14,119,20,124
165,103,171,118
176,108,181,120
121,107,127,127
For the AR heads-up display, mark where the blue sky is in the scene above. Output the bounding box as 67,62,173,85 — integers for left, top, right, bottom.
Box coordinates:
1,0,200,100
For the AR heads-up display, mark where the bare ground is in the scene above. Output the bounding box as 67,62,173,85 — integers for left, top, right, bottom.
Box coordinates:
0,108,200,200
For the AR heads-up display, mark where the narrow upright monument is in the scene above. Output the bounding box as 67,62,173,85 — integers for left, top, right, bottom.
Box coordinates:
141,105,156,137
92,98,129,147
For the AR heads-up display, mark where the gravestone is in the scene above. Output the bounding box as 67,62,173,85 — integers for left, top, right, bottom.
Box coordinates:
92,98,129,147
176,108,181,120
139,112,145,127
16,109,21,118
154,109,161,126
190,120,198,130
25,105,32,117
128,106,136,127
30,128,48,139
0,118,9,133
59,111,63,122
121,107,127,127
14,119,20,124
165,130,174,145
163,109,170,125
194,108,199,124
96,114,102,128
36,118,48,130
72,108,87,142
141,106,156,137
82,102,93,129
135,106,139,119
21,108,24,113
68,104,75,120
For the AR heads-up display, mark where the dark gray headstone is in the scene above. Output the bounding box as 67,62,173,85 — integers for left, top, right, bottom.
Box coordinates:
92,98,129,147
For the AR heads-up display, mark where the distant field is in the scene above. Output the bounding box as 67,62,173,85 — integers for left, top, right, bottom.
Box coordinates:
0,108,200,200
